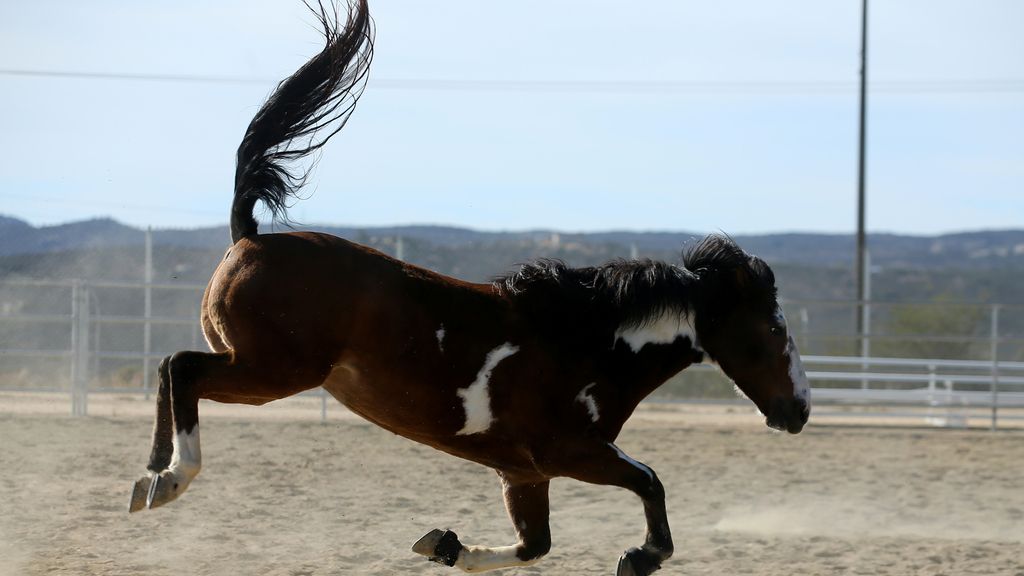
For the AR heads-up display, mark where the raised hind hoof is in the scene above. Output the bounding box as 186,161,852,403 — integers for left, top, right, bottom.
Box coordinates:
144,469,191,510
128,475,153,513
412,528,462,567
615,547,662,576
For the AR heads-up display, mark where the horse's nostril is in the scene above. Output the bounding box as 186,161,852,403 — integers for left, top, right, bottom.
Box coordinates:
795,399,810,423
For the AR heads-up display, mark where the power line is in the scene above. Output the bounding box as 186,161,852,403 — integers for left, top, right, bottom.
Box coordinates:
2,68,1023,94
0,192,222,218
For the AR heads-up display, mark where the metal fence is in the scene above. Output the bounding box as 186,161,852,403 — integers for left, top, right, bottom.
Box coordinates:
2,278,1023,428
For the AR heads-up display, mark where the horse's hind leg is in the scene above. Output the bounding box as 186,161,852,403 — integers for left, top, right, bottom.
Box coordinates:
413,476,551,572
128,356,174,512
544,441,673,576
138,349,319,510
142,350,218,509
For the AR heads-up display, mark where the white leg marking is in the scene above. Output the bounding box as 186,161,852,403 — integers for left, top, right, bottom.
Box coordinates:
169,426,201,478
575,383,600,422
436,325,446,353
456,343,519,435
456,545,538,572
608,442,653,481
615,309,696,353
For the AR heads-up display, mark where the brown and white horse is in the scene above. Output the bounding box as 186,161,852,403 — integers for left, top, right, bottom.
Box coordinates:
128,2,811,574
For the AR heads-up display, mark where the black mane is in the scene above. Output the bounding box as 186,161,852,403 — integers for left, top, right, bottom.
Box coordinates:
494,234,777,337
495,258,694,331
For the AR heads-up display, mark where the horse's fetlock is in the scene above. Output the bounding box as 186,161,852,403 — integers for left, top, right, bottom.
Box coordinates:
518,536,551,561
646,542,673,561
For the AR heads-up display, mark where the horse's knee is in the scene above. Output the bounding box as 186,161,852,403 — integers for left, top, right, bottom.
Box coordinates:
633,470,665,502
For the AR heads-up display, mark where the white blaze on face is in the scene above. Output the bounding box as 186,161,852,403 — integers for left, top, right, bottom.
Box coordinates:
786,336,811,402
575,382,600,422
776,306,811,402
456,343,519,435
615,310,697,353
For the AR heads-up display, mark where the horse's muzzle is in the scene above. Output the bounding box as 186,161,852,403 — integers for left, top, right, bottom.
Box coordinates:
766,396,810,434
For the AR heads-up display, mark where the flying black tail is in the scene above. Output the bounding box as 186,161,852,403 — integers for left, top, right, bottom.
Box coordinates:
230,0,373,243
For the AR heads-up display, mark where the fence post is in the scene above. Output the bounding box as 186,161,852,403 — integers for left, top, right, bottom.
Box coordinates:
71,282,91,417
143,228,153,400
69,281,79,416
989,304,1001,431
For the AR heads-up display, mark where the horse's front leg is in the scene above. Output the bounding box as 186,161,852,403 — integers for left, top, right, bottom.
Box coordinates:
413,475,551,572
546,440,673,576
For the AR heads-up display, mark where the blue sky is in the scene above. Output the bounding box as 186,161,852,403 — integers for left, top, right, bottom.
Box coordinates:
1,0,1021,234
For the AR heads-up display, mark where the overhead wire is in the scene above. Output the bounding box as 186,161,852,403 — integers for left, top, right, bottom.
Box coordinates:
2,68,1023,94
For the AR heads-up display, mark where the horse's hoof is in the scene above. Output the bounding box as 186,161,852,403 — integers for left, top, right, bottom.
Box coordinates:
615,547,661,576
146,470,186,510
128,475,152,513
412,528,462,567
412,529,445,556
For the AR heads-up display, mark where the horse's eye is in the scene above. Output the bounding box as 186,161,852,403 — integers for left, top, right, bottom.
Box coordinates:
769,326,783,336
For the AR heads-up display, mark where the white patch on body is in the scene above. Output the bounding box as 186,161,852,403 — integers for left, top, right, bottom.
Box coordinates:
456,545,539,571
435,325,446,352
615,310,697,353
575,383,600,422
455,343,519,435
608,442,653,481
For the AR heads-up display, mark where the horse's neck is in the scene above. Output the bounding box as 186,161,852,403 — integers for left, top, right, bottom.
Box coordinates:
592,311,703,429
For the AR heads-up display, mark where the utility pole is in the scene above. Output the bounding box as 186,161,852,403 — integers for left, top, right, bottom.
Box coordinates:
855,0,869,348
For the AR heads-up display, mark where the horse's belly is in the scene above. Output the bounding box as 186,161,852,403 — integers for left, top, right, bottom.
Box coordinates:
320,359,542,475
321,360,464,440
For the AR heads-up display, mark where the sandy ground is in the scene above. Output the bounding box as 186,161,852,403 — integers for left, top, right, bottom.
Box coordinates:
1,396,1023,575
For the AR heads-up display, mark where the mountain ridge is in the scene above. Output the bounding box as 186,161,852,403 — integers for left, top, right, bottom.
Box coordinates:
2,214,1023,271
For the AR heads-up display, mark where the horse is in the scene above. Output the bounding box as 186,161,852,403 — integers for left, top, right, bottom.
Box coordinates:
127,2,811,574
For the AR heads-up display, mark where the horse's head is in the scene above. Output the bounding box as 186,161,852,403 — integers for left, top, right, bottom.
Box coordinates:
685,236,811,434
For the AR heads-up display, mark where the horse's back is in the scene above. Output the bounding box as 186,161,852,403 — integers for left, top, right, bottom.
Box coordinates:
201,229,510,377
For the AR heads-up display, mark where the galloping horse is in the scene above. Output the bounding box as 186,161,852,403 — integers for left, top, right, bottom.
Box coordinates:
128,1,811,574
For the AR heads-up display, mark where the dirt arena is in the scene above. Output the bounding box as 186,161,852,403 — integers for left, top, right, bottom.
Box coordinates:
1,395,1022,576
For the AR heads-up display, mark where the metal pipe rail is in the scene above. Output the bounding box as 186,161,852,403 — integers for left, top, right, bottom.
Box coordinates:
806,355,1024,370
3,278,1023,426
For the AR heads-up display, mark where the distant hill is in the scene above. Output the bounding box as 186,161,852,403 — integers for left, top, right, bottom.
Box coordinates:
2,215,1023,272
